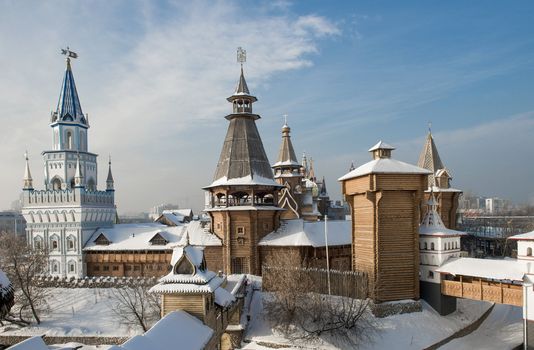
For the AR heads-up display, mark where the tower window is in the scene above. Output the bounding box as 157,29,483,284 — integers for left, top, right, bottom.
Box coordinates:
431,242,435,251
528,247,532,257
237,227,245,236
424,242,428,250
66,130,73,149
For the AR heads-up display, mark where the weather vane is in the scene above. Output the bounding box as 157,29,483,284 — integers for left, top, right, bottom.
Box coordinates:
61,46,78,59
237,47,246,66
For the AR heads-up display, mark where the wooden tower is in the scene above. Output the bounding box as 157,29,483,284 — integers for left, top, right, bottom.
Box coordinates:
204,49,283,275
417,130,462,229
339,141,431,302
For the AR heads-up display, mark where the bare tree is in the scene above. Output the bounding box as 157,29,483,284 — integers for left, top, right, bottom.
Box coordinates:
0,232,49,325
110,284,161,332
263,249,375,347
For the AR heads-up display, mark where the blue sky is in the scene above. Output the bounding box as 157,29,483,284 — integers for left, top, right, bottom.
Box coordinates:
1,1,534,213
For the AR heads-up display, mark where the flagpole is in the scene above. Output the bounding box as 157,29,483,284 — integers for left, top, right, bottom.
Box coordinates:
325,216,331,295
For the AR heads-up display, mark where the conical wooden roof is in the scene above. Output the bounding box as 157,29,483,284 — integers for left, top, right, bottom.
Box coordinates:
417,132,444,187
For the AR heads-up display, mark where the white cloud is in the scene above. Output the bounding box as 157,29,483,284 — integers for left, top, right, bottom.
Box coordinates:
0,1,339,212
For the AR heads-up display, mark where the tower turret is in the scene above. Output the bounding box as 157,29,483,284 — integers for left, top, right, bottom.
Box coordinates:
74,153,84,188
23,152,33,190
204,48,282,275
106,156,115,192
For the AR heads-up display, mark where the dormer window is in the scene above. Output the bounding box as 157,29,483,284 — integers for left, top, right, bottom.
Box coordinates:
149,232,168,246
174,257,194,275
94,233,111,246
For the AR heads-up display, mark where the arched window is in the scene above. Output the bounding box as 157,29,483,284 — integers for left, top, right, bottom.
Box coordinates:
34,237,43,250
527,247,532,256
431,242,435,250
50,236,59,251
51,177,62,190
68,261,76,274
51,261,59,274
79,130,85,151
87,178,96,191
67,236,76,251
66,130,73,149
424,242,428,250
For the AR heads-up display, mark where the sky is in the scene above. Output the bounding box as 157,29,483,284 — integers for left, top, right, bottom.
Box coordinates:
1,0,534,214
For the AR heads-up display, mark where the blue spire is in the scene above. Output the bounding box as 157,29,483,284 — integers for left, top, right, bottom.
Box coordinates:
53,58,86,125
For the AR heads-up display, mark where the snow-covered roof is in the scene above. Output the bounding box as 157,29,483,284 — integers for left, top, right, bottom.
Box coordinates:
426,185,462,193
368,140,395,151
437,258,527,282
83,221,221,251
121,310,214,350
272,160,301,167
509,230,534,240
7,336,48,350
419,199,467,237
259,219,351,247
205,206,285,212
205,174,282,188
150,275,225,294
338,158,431,181
214,286,236,308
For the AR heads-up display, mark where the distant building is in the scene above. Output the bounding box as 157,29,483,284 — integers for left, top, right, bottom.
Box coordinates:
0,210,26,236
485,197,510,214
149,203,180,221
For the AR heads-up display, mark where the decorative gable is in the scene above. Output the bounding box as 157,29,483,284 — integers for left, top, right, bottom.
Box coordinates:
94,233,111,246
149,232,169,246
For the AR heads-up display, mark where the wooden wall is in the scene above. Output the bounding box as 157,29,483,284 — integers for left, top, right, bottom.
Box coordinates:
209,209,280,275
85,246,223,278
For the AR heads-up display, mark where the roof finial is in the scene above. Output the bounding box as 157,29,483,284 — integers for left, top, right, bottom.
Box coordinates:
428,121,432,135
61,46,78,68
237,46,246,68
283,114,288,126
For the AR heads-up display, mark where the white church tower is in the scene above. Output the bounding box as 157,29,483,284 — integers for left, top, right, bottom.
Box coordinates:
21,49,116,278
419,193,465,315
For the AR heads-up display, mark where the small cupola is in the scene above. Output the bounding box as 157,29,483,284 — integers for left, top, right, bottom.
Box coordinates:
368,141,396,160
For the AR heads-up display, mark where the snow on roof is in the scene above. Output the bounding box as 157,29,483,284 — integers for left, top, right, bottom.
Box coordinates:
437,258,527,282
419,225,467,237
259,219,351,248
83,221,221,251
338,158,431,181
226,274,247,295
150,275,225,294
368,140,395,151
205,175,281,188
426,185,462,193
205,206,285,212
509,230,534,240
214,286,236,308
169,245,205,267
272,160,301,167
164,209,193,217
121,310,214,350
159,212,185,225
419,202,467,237
7,336,49,350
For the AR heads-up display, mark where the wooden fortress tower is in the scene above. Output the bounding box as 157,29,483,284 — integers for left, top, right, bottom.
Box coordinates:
204,49,283,275
339,141,431,302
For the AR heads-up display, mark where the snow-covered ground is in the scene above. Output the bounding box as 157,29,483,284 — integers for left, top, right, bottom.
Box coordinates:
441,304,523,350
0,288,147,337
240,288,520,350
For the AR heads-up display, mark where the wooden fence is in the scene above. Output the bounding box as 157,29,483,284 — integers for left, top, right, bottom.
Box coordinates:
262,266,368,299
